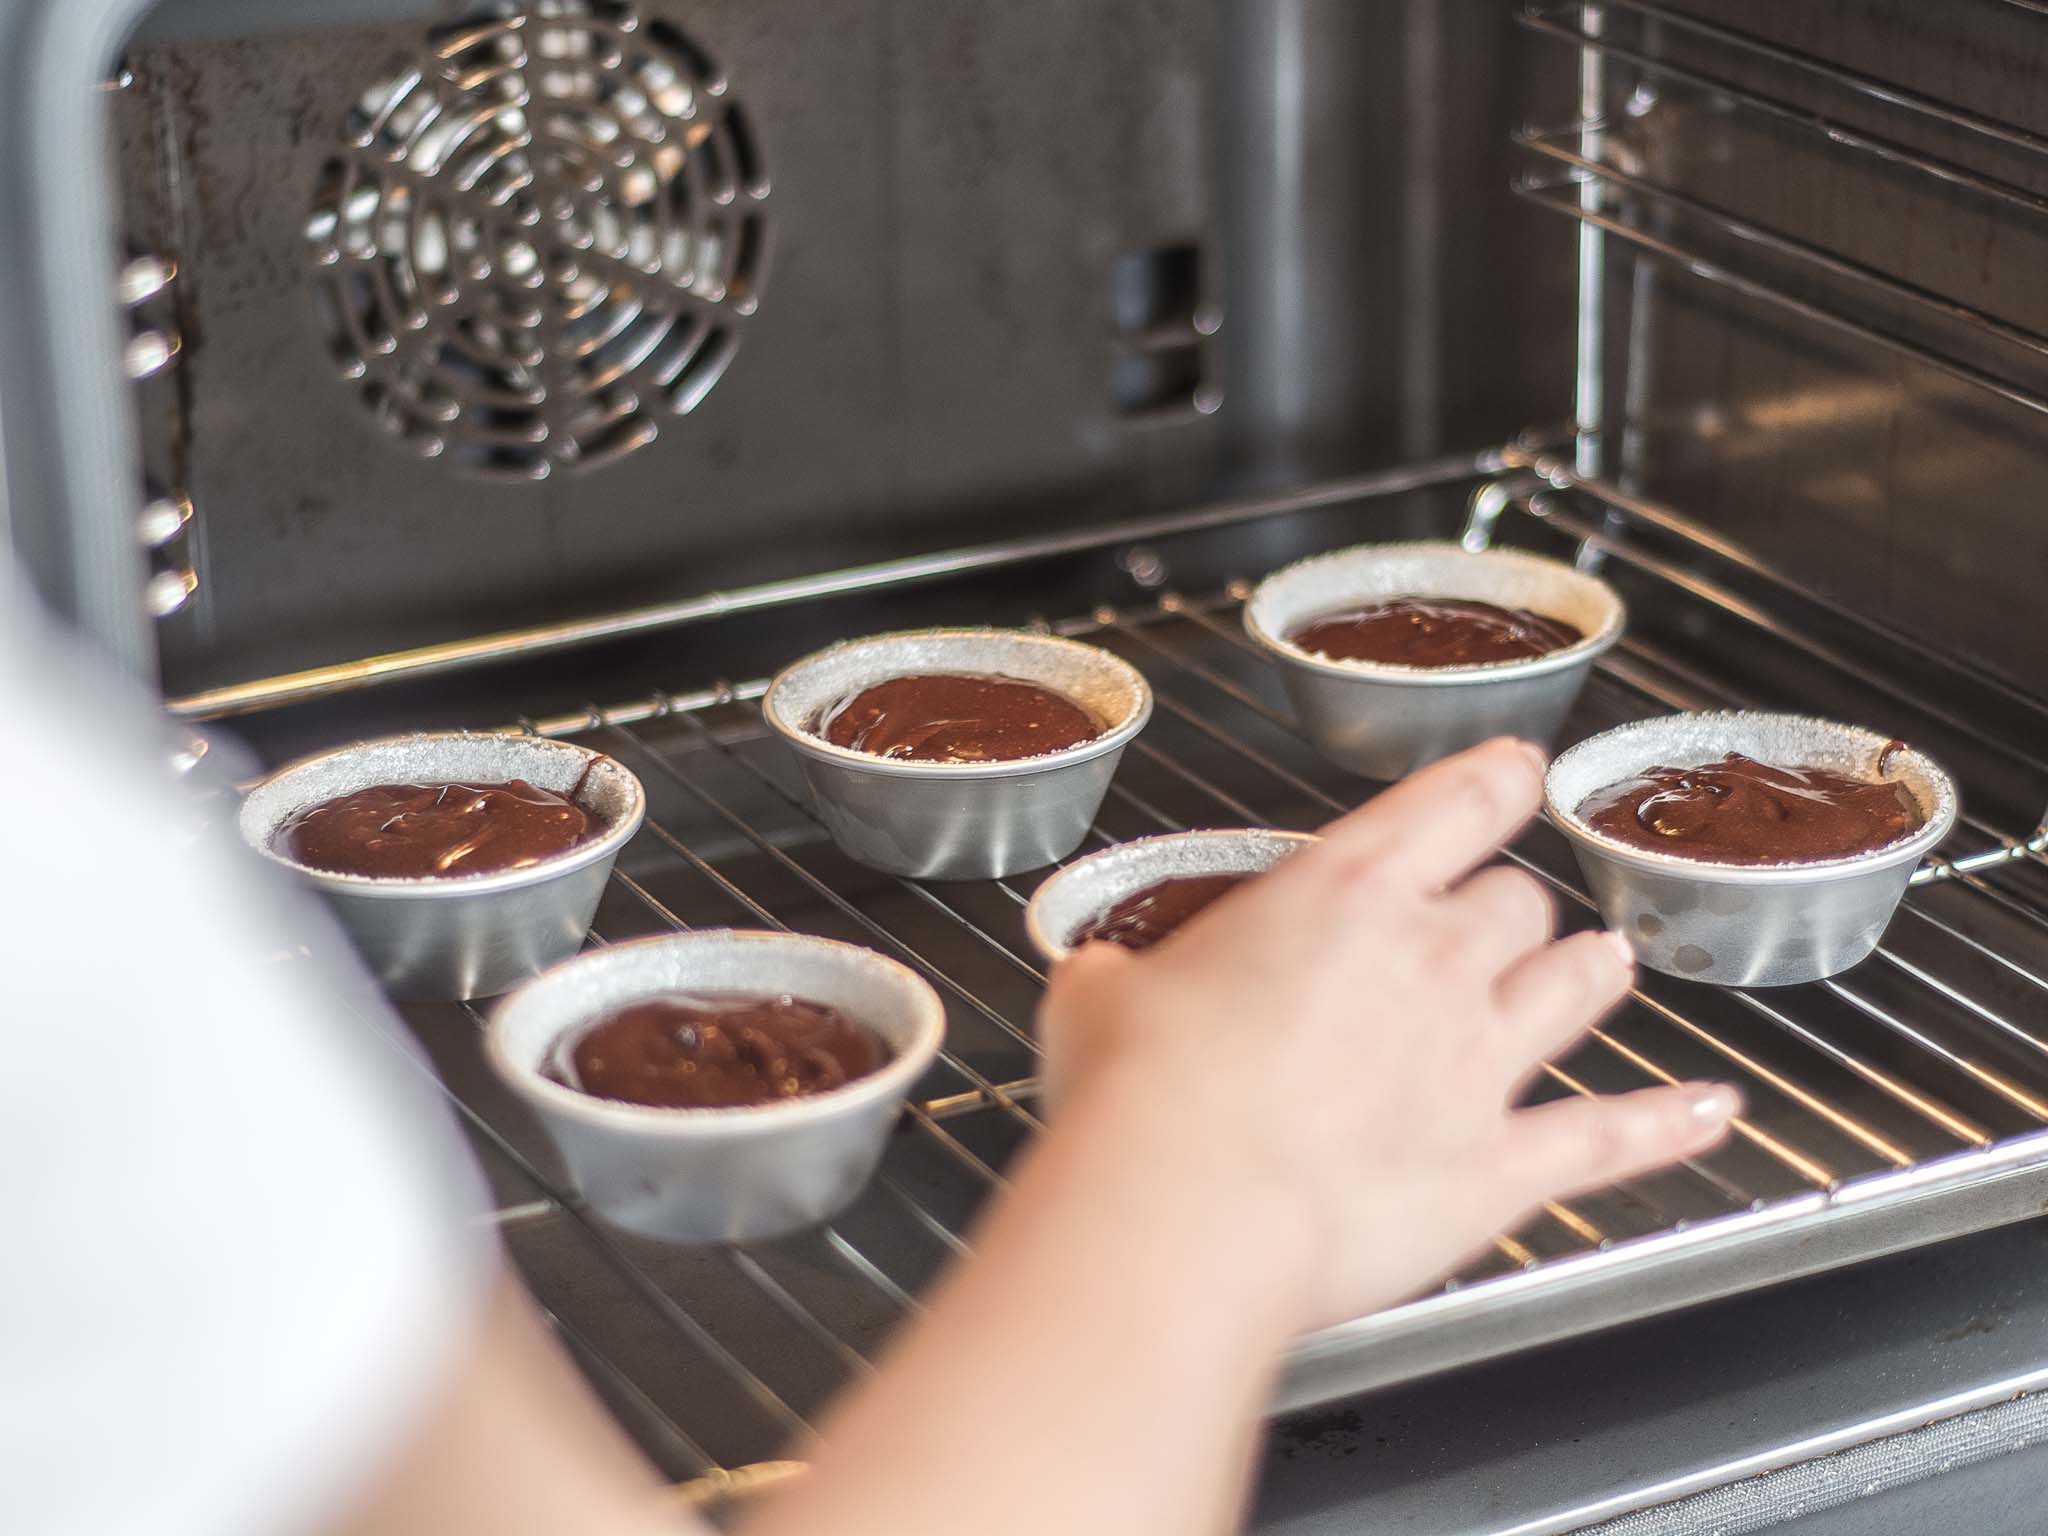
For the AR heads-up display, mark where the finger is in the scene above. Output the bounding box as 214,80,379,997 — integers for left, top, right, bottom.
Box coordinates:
1492,928,1634,1067
1035,940,1140,1109
1300,737,1546,896
1438,865,1555,965
1041,937,1136,1018
1501,1082,1740,1208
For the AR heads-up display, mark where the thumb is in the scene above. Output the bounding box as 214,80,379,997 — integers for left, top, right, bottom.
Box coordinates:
1037,941,1142,1110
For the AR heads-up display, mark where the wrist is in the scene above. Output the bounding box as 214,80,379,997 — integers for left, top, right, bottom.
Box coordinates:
1044,1055,1328,1348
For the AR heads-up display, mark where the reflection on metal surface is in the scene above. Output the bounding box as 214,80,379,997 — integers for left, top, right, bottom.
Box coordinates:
164,447,1510,720
306,1,769,479
1514,175,2048,423
143,566,198,618
137,494,192,549
664,1460,810,1511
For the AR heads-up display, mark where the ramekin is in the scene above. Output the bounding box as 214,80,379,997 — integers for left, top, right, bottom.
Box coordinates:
1243,541,1625,779
763,628,1153,880
1024,827,1318,962
1545,712,1958,987
240,730,645,1001
488,930,946,1243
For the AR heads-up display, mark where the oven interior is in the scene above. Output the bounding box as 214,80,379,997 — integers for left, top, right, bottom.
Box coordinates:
12,0,2048,1523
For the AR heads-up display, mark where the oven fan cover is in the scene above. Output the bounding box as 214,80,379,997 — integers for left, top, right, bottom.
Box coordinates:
305,1,769,479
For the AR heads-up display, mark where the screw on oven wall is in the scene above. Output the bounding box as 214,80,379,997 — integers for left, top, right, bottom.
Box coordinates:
1118,546,1168,590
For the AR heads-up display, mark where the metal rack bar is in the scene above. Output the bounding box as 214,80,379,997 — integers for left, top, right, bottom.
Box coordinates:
1503,454,2048,731
1517,5,2048,227
545,1302,724,1479
723,1249,876,1378
1515,124,2048,366
1516,489,2048,787
822,1229,925,1315
1823,980,2048,1122
1528,0,2048,162
1512,174,2048,424
1103,777,1189,835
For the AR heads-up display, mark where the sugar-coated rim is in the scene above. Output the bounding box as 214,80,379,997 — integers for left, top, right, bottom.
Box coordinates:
763,627,1154,780
238,730,647,899
1024,828,1320,961
1544,711,1959,885
487,930,947,1132
1243,540,1626,686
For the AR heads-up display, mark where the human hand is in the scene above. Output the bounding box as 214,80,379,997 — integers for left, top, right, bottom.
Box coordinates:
1037,737,1738,1334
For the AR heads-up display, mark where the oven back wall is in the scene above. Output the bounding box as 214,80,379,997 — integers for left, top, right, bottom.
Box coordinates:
121,0,1221,694
117,0,1573,698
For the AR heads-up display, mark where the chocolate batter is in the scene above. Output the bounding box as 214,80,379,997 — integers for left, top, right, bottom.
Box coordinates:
1578,750,1924,865
279,778,597,878
820,672,1101,763
544,993,885,1109
1288,597,1583,667
1070,873,1250,951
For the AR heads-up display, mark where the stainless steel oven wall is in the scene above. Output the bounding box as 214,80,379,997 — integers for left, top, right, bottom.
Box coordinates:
1540,0,2048,699
110,0,1575,699
1220,0,1576,489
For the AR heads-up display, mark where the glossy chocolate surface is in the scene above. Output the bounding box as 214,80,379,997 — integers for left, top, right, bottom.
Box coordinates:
820,672,1101,763
1288,596,1583,667
544,993,886,1109
1578,750,1924,866
1070,873,1250,951
279,778,597,878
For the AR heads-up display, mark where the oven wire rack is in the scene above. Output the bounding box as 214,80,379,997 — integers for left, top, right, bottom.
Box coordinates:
309,0,2048,1502
383,461,2048,1507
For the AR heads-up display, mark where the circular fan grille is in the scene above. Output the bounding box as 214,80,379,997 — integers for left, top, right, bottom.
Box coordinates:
306,2,768,479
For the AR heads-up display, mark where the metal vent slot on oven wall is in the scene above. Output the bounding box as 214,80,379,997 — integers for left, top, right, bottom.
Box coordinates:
304,1,770,480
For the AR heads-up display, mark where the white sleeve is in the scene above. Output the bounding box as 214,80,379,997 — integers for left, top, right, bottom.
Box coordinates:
0,575,497,1536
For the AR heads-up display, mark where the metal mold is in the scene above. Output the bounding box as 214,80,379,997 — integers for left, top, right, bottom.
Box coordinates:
488,929,946,1244
1242,540,1625,779
238,730,646,1000
1545,712,1959,987
762,628,1153,880
1024,827,1317,963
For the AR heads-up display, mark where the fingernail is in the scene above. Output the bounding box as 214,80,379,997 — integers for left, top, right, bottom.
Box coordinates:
1687,1084,1739,1123
1514,739,1549,777
1600,930,1636,970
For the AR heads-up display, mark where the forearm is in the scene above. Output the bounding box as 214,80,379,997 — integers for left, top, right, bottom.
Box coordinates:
330,1276,688,1536
747,1072,1312,1536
